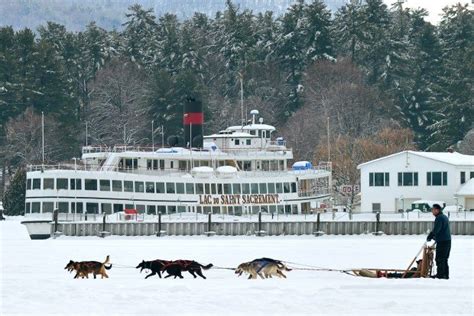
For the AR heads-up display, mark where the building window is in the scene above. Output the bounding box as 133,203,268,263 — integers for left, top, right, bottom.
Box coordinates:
112,180,122,192
246,139,251,145
471,172,474,179
427,172,447,186
369,172,389,187
85,179,97,190
372,203,381,212
43,178,54,189
27,179,31,190
398,172,418,186
235,139,240,145
100,180,110,191
461,172,466,184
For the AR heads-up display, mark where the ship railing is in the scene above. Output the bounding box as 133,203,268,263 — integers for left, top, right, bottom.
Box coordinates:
27,163,332,176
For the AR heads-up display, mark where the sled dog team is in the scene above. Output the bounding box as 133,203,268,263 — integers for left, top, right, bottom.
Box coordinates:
65,256,291,280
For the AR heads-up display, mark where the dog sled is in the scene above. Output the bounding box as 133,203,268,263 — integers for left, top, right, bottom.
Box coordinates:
348,244,435,279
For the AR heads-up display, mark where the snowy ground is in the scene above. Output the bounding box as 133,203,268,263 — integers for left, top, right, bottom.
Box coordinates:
1,219,473,316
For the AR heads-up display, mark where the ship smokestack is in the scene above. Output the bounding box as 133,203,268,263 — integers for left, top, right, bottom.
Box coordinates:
183,97,203,148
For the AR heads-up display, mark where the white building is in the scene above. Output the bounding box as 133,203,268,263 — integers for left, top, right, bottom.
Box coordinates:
357,151,474,213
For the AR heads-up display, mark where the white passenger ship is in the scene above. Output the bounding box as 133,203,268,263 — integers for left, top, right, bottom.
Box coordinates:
24,110,331,220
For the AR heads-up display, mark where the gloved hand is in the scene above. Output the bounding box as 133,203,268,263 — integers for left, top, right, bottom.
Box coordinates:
426,232,434,242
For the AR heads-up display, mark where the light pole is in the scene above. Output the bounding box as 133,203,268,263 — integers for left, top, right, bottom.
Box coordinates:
152,120,154,151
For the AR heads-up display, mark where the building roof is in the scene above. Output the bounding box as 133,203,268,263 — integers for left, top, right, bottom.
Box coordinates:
357,150,474,169
456,178,474,196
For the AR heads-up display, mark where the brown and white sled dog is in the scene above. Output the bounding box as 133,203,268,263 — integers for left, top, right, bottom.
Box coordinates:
65,255,112,279
235,258,291,279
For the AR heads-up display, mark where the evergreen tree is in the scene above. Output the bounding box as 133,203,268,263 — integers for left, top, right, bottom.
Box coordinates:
428,4,474,150
2,168,26,215
333,0,364,62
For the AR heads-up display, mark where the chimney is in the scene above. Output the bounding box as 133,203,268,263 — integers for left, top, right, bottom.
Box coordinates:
183,97,203,148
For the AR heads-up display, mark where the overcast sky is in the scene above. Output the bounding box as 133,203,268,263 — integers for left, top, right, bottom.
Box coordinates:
383,0,473,24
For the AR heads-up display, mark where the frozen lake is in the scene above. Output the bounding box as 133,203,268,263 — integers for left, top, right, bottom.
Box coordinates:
1,219,473,316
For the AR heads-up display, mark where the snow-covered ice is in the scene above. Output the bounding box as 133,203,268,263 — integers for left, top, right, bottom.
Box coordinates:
1,218,473,316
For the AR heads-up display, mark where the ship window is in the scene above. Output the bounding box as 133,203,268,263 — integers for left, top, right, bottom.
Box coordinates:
178,206,186,213
235,139,240,145
291,182,297,193
57,178,68,190
27,179,31,190
242,183,250,194
113,204,123,213
135,182,145,193
136,205,145,213
43,178,54,189
125,204,134,210
211,183,217,194
157,205,166,214
25,202,30,213
170,161,174,169
124,181,133,192
32,202,40,213
125,159,133,169
224,184,231,194
179,161,187,170
58,202,68,213
112,180,122,192
262,161,269,171
233,183,241,194
166,182,175,194
33,179,40,189
270,160,278,170
86,203,99,214
160,160,165,170
217,183,223,194
276,183,283,193
73,202,83,213
204,183,210,194
85,179,97,191
196,183,204,194
100,180,110,191
251,183,259,194
246,139,251,145
168,206,176,214
101,203,112,214
259,183,267,194
146,182,155,193
176,183,185,194
283,182,290,193
156,182,164,193
243,161,251,171
153,160,158,170
212,206,220,214
279,160,284,170
186,183,194,194
234,206,242,215
268,183,276,193
43,202,54,213
147,159,152,170
147,205,156,215
70,179,81,190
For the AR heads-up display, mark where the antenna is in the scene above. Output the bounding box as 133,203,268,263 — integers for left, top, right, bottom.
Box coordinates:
41,111,45,165
327,116,330,162
239,72,244,125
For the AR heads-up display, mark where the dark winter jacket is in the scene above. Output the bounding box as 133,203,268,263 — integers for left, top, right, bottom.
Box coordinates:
427,212,451,242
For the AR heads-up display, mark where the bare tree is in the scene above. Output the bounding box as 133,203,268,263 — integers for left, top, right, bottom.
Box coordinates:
87,59,150,146
284,59,393,160
5,107,61,165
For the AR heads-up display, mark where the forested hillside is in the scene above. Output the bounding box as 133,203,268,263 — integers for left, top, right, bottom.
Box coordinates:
0,0,473,197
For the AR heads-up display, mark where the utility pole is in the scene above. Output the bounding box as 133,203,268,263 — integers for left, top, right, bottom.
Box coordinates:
42,111,45,165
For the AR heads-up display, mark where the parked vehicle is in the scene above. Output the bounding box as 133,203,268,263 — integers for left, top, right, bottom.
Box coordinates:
411,200,446,213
